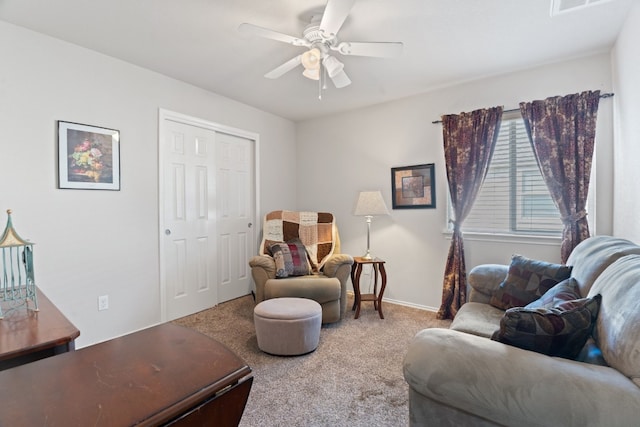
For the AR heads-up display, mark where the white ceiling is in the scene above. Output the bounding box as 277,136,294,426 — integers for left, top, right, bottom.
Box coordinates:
0,0,633,122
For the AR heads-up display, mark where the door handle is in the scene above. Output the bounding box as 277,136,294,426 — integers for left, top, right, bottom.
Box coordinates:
165,229,171,235
248,223,253,228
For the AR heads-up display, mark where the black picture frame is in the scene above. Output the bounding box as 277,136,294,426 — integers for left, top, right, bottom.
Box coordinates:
391,163,436,209
57,121,121,190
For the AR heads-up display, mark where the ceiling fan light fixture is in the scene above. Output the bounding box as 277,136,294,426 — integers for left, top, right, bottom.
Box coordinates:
302,67,320,80
330,70,351,88
240,0,403,92
301,48,321,70
323,55,344,78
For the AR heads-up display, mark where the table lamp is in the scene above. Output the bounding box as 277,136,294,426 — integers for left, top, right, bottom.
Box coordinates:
354,191,389,259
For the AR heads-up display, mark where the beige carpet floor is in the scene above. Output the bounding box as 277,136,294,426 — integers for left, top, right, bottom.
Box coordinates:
173,294,451,427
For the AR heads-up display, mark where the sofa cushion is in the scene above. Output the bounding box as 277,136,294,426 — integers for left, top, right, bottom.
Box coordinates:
525,277,581,309
588,254,640,387
264,276,341,304
267,239,312,278
404,327,640,427
489,255,572,310
491,294,601,359
450,302,505,338
566,235,640,297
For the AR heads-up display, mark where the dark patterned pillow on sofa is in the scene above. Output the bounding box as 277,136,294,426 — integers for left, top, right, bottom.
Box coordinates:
525,277,581,310
268,239,312,278
491,294,601,359
489,255,572,310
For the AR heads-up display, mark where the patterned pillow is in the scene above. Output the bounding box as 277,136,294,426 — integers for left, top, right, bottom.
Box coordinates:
489,255,572,310
491,294,601,359
267,239,312,278
525,277,581,310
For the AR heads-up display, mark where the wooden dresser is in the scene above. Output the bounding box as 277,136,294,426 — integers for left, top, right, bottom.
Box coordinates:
0,323,253,426
0,287,80,370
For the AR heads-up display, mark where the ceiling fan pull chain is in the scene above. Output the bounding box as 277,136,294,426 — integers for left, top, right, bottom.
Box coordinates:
318,63,323,100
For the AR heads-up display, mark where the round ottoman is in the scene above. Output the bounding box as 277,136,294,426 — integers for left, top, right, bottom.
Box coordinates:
254,297,322,356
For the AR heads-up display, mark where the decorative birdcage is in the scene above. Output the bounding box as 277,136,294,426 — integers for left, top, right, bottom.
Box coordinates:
0,209,38,318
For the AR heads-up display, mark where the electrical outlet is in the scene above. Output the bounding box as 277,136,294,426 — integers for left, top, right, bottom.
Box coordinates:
98,295,109,311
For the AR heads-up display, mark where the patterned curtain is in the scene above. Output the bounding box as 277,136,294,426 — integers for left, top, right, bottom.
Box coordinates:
519,91,600,263
437,107,503,320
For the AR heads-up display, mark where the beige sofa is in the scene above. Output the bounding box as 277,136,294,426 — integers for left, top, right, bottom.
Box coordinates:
403,236,640,426
249,211,353,323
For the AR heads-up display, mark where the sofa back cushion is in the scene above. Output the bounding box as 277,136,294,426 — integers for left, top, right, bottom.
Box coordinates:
588,254,640,386
567,235,640,297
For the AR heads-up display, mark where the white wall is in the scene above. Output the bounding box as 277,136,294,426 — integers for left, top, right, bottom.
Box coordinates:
296,53,614,311
0,21,297,347
612,3,640,243
0,16,623,345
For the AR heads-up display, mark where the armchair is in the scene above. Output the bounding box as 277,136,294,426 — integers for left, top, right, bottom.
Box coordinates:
249,211,353,323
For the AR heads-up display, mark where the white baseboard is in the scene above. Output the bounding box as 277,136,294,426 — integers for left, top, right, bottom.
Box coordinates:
346,290,438,313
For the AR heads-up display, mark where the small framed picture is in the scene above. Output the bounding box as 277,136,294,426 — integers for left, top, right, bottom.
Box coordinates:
391,163,436,209
57,121,120,190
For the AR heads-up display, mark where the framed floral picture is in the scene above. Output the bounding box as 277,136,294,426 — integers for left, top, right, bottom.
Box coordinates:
57,121,120,190
391,163,436,209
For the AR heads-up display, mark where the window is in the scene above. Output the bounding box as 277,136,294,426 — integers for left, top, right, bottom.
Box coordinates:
458,112,564,236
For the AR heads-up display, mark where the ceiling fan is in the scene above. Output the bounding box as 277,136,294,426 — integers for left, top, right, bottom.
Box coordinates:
238,0,403,90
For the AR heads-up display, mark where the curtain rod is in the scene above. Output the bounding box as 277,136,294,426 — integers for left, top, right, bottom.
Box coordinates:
431,92,614,124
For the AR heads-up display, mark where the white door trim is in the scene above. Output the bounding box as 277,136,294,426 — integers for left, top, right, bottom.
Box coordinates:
158,108,260,322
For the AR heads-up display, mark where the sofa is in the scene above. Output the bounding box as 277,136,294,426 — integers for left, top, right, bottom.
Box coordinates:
249,210,353,323
403,235,640,426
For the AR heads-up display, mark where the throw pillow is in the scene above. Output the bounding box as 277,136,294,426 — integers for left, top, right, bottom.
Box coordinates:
489,255,572,310
525,277,581,310
267,239,312,279
491,294,601,360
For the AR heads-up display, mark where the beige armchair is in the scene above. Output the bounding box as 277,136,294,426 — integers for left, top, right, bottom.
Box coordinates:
249,211,354,323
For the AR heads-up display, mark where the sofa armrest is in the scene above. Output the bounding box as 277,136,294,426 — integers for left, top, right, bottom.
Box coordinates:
467,264,508,303
322,254,354,317
249,255,276,302
403,328,640,427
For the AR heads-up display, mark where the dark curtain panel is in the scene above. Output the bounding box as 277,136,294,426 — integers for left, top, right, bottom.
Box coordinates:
519,91,600,263
437,107,503,320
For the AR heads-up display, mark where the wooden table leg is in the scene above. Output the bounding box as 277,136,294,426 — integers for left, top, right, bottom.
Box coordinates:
351,263,364,319
377,263,387,319
372,264,379,311
350,263,357,311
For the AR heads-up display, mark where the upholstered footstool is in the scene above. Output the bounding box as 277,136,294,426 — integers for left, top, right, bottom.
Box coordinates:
254,297,322,356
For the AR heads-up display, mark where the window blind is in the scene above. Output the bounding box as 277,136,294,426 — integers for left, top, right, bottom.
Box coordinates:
461,114,563,236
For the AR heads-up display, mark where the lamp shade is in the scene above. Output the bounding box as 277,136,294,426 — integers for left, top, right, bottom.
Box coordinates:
354,191,389,216
330,69,352,88
323,55,344,78
302,67,320,80
301,48,321,70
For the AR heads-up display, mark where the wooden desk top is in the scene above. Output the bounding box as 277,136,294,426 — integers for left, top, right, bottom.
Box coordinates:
0,323,252,426
0,287,80,362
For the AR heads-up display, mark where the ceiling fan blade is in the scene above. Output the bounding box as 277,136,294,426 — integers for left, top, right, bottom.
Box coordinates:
264,55,302,79
330,69,352,88
238,23,309,47
319,0,356,38
334,41,404,58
